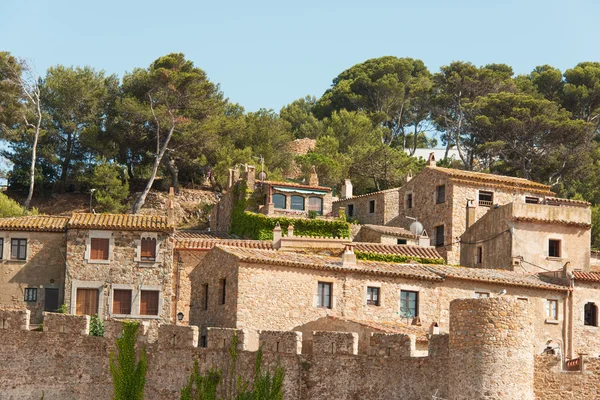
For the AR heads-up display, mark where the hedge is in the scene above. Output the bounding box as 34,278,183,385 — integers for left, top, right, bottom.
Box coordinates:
355,251,444,265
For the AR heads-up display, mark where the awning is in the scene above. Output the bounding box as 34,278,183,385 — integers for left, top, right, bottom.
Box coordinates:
273,186,328,195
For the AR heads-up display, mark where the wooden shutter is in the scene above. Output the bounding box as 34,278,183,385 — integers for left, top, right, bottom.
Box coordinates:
141,238,156,261
113,289,132,314
140,291,159,315
76,288,99,316
90,238,109,260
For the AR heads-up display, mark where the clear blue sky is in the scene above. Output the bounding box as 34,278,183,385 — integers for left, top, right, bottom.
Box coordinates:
1,0,598,112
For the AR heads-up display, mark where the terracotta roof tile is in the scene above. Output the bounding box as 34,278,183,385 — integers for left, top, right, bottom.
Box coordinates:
325,316,430,342
573,271,600,282
333,188,399,203
544,197,591,206
261,180,332,191
354,243,443,260
360,225,414,239
175,231,234,240
175,239,274,250
434,167,553,193
0,215,69,232
69,213,171,232
513,216,591,229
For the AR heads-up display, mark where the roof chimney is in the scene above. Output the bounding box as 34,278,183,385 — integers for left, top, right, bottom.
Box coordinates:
287,224,294,237
406,170,413,183
466,199,476,228
341,179,353,199
273,223,282,249
309,165,319,186
427,152,436,167
167,187,175,227
342,243,357,267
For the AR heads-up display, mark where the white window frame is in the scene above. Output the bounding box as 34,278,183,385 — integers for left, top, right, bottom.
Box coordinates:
474,291,491,298
313,278,336,309
70,280,104,318
109,284,135,318
137,285,162,319
364,282,382,307
135,232,161,267
85,230,114,264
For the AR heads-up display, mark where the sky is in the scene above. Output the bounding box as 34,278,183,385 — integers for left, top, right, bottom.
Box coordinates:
1,0,599,112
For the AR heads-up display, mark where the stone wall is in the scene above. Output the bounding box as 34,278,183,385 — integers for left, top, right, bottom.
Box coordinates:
0,231,66,323
333,188,400,226
65,228,174,323
174,249,209,325
534,355,600,399
572,282,600,357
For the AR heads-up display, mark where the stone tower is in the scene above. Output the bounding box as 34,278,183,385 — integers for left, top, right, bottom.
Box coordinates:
448,298,535,400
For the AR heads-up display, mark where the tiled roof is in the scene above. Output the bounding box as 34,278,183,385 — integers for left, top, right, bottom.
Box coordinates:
175,239,274,250
0,215,69,232
217,246,443,281
434,167,554,194
573,271,600,283
333,188,399,203
513,216,591,229
69,213,171,232
544,197,591,206
361,224,414,238
175,231,234,240
325,316,430,342
261,180,332,192
216,246,569,291
353,243,443,260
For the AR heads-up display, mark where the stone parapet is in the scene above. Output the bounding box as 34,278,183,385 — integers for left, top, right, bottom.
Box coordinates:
207,327,259,351
43,312,90,335
0,309,30,331
259,330,302,354
312,331,358,355
369,333,414,357
158,324,199,348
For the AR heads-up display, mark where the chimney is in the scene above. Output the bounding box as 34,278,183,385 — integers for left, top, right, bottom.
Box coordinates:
341,179,353,199
406,170,413,183
243,164,256,190
418,232,431,247
342,243,357,267
227,168,235,189
273,223,282,249
167,187,175,227
309,165,319,186
466,199,476,228
429,322,440,336
426,152,436,167
287,224,294,237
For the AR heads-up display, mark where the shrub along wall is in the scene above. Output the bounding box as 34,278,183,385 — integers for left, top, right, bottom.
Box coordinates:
355,251,444,265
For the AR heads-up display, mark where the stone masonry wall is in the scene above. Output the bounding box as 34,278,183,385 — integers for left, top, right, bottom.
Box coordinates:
333,188,400,225
0,231,66,323
572,282,600,357
174,249,209,325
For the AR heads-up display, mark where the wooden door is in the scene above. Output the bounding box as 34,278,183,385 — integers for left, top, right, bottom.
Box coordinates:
76,288,99,316
44,288,59,312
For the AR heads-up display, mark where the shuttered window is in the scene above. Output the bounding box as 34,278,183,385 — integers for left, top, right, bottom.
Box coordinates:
11,238,27,260
76,288,99,316
140,290,159,316
141,238,157,261
113,289,132,315
90,238,109,260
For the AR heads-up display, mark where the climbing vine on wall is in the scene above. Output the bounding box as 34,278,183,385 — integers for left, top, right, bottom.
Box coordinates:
110,322,147,400
355,251,444,265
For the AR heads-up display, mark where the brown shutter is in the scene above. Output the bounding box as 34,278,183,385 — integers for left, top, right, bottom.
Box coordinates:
140,291,159,315
113,289,132,314
91,238,109,260
76,288,99,316
141,238,156,261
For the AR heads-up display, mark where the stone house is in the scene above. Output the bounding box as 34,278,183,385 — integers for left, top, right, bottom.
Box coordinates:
353,224,418,245
64,213,175,323
190,244,568,355
460,201,591,272
0,216,68,323
333,187,400,226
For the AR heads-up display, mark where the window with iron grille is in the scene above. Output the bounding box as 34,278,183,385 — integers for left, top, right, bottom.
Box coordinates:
24,288,37,302
436,185,446,204
367,287,380,306
140,290,159,316
11,238,27,260
400,290,418,317
317,282,332,308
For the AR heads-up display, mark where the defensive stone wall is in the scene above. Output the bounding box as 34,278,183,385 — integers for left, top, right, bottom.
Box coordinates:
0,300,598,400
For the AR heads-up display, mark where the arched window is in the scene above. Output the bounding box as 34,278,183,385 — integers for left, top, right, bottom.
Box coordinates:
290,195,305,211
308,196,323,214
272,194,286,209
585,302,598,326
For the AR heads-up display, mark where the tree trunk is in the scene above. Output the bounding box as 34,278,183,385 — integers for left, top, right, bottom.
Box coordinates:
166,153,179,193
132,122,176,214
23,98,42,209
59,132,73,193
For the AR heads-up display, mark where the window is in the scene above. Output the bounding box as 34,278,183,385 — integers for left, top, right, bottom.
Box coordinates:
140,290,159,316
203,283,209,310
76,288,99,316
273,193,286,209
549,240,561,258
317,282,332,308
400,290,418,317
434,225,444,247
368,200,375,214
290,195,305,211
11,238,27,260
367,287,380,306
140,237,157,262
0,238,4,260
405,193,413,209
546,299,558,320
436,185,446,204
90,238,109,260
346,204,354,217
585,302,598,326
24,288,37,302
397,239,407,245
475,292,490,298
220,279,227,305
525,196,540,204
476,246,483,264
308,197,323,214
200,335,208,348
478,191,493,207
113,289,132,315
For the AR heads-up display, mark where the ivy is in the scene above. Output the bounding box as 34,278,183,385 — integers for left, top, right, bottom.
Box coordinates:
230,181,350,240
355,250,444,265
90,314,105,337
110,322,147,400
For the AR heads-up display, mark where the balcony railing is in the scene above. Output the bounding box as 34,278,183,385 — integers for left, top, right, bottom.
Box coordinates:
479,200,493,207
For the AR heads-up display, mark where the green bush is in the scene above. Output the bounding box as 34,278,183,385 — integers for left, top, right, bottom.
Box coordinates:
88,158,129,213
307,210,318,219
0,192,35,217
110,322,147,400
355,250,444,265
56,304,68,314
90,314,104,337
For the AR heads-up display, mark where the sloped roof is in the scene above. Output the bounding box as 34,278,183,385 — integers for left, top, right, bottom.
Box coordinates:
333,188,400,203
175,239,274,250
176,231,234,240
0,215,69,232
512,216,591,229
573,271,600,283
261,180,332,192
353,243,443,260
360,224,414,239
325,316,430,342
69,213,171,232
433,167,554,194
215,246,569,291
